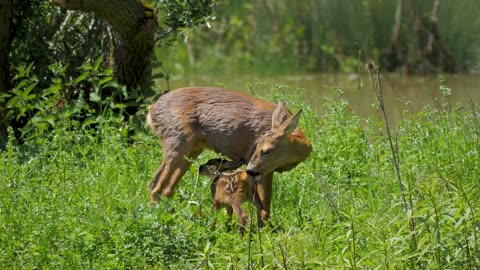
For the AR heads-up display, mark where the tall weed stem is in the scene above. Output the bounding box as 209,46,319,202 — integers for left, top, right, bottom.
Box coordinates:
367,64,417,251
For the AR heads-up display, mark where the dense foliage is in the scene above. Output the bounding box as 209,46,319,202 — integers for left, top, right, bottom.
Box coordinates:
1,82,479,268
165,0,480,75
1,0,217,145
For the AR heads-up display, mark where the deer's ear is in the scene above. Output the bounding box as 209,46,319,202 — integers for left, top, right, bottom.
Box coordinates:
279,109,302,135
272,101,288,129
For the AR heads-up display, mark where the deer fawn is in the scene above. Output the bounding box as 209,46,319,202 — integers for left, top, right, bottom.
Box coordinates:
147,87,312,221
199,159,269,236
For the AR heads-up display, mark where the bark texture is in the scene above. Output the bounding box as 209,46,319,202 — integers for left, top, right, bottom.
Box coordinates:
0,0,12,138
49,0,156,88
0,0,12,93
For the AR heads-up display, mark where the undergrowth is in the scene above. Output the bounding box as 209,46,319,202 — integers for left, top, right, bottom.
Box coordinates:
0,81,479,269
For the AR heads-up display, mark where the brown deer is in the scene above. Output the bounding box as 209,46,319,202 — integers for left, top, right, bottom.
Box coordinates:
199,158,269,236
146,87,312,221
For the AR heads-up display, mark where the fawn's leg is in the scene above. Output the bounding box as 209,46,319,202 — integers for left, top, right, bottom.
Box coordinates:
210,200,222,231
231,201,247,237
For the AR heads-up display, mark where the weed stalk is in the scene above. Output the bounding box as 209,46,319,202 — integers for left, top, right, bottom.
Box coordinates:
366,63,418,251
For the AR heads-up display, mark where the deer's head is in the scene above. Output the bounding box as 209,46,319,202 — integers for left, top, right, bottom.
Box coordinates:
246,102,312,181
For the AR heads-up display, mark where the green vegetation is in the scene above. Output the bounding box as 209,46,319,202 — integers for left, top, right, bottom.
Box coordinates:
164,0,480,75
1,81,479,268
1,1,479,268
1,0,217,141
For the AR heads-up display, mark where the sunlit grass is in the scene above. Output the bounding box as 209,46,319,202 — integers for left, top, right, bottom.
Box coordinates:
1,83,479,268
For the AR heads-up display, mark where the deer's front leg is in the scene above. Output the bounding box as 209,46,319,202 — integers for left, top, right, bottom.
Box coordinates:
255,172,273,216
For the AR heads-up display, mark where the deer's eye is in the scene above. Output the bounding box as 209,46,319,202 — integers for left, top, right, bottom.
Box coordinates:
260,148,271,156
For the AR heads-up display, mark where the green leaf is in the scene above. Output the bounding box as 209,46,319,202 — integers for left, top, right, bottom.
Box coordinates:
6,96,20,108
24,81,38,96
114,103,127,110
89,92,102,102
74,71,91,84
16,108,27,120
99,77,113,86
0,92,11,99
24,94,36,101
16,79,28,89
26,62,34,74
44,115,56,126
42,84,62,97
93,54,104,72
82,118,99,129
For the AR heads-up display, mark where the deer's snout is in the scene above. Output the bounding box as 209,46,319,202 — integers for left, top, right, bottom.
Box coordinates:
246,170,263,182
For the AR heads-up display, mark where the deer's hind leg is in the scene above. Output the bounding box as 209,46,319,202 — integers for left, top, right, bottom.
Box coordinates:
149,160,173,203
150,139,204,203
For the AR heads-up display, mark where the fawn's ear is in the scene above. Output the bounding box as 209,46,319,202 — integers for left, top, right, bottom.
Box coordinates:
278,109,302,135
271,101,289,129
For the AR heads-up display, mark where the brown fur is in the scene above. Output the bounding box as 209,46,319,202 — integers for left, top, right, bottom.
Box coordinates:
147,87,312,220
199,159,268,236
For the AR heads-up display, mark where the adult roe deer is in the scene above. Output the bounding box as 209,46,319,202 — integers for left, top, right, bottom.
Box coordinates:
146,87,312,220
199,158,269,236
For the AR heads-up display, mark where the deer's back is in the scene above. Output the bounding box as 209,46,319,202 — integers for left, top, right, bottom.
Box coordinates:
148,87,277,160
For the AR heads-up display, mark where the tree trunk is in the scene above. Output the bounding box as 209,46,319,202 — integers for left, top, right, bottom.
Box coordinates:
0,0,12,139
426,0,440,54
425,0,454,72
405,0,454,73
383,0,407,72
0,0,11,93
49,0,156,89
391,0,403,47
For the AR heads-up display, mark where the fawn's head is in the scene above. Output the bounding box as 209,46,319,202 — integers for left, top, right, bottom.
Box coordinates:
198,159,225,178
246,102,311,180
199,158,241,178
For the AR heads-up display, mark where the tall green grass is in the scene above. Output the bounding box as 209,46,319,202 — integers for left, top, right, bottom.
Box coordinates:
1,82,479,268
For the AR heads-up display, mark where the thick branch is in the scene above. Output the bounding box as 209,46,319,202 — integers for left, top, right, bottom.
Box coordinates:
49,0,156,88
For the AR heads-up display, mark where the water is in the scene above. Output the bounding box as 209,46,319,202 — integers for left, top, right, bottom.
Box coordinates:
165,73,480,125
